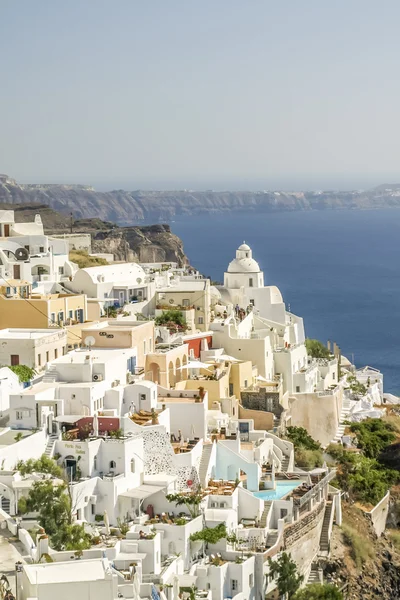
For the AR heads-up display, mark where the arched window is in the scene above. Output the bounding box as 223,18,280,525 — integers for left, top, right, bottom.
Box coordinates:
109,460,116,470
131,458,135,473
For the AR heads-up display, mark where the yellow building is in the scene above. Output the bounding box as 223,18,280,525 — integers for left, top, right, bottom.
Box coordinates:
0,293,88,330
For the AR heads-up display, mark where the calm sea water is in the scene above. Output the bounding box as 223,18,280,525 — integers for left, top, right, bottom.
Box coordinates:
171,209,400,394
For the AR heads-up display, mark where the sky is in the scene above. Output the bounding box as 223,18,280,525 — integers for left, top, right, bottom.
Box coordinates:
1,1,400,191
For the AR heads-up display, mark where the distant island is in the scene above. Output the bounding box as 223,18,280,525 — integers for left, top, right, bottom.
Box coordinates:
1,173,400,224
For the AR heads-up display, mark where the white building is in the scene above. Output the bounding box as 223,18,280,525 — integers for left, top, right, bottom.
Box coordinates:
0,209,77,291
0,328,67,372
17,558,120,600
66,263,153,309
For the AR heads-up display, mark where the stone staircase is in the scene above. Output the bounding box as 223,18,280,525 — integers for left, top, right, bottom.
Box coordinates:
280,454,290,472
44,434,58,458
198,443,213,487
307,566,322,584
42,364,58,383
266,529,279,547
319,501,333,553
260,501,272,527
331,396,352,443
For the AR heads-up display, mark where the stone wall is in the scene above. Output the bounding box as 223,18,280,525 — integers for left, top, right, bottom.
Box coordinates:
284,500,325,574
240,389,283,419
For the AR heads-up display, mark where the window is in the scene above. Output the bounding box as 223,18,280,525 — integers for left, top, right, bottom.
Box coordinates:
39,246,44,253
198,317,204,325
109,460,116,470
46,351,49,363
244,379,248,388
58,266,64,275
250,299,255,306
62,346,66,355
249,574,254,587
91,504,95,515
16,411,23,420
182,299,190,307
94,456,97,470
143,340,146,354
295,386,300,393
37,354,41,367
232,407,235,416
58,311,64,324
149,338,152,352
140,393,146,403
50,312,56,324
24,245,30,252
10,355,19,366
249,278,253,287
231,580,238,592
333,372,336,380
6,287,10,295
131,458,135,473
69,310,73,319
54,349,58,359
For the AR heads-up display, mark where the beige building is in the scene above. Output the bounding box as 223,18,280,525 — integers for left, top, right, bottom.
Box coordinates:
156,280,211,331
81,319,155,371
145,343,189,388
0,328,68,371
0,293,88,329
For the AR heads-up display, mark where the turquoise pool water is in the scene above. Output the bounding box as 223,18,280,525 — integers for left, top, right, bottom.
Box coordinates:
253,481,301,501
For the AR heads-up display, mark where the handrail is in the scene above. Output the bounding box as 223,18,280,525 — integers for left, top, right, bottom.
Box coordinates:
297,470,336,507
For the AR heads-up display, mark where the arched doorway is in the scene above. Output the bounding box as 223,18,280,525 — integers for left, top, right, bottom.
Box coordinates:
182,355,188,380
168,361,175,388
175,358,181,383
64,455,77,480
148,362,160,384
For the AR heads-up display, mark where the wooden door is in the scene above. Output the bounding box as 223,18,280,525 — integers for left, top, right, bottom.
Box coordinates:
13,264,21,279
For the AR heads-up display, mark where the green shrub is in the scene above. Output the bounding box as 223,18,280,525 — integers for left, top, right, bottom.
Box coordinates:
295,448,323,468
342,523,374,568
286,427,321,451
305,339,331,359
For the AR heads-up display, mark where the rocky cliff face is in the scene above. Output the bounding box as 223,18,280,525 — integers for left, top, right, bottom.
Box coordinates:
0,202,189,267
91,224,188,266
2,176,400,224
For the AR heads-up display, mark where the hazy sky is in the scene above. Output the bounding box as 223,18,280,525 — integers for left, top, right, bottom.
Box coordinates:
2,1,400,190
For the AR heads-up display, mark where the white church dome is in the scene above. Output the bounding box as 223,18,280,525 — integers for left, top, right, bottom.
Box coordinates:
227,257,261,273
238,243,251,251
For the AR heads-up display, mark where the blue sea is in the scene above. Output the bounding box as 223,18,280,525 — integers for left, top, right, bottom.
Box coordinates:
171,209,400,394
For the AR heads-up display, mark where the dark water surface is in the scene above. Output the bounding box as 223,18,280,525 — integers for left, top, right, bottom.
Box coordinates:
171,209,400,393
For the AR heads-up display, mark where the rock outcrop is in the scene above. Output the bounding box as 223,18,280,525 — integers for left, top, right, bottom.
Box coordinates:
91,224,188,266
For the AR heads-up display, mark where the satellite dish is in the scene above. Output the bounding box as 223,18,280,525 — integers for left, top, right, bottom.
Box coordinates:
84,336,96,349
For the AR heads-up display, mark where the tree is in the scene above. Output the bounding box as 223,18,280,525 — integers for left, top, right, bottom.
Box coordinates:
155,310,188,332
286,427,321,451
349,419,396,459
3,364,36,382
268,552,304,599
18,478,91,551
305,339,331,359
166,491,203,518
16,455,64,479
293,583,343,599
190,524,227,544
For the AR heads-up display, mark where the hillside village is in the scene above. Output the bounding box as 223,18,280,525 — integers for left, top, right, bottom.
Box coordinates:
0,207,399,600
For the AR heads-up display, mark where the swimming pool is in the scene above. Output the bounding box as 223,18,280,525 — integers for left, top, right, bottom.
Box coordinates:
253,481,301,501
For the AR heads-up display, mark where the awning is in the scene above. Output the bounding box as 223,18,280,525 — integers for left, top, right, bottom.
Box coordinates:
120,484,166,500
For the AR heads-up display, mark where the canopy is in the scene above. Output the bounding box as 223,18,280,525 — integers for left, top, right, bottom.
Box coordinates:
256,375,269,383
176,361,211,370
216,354,240,362
119,484,166,500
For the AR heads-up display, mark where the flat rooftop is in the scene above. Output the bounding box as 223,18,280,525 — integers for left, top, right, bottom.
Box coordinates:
157,280,207,292
24,558,111,585
0,328,65,340
54,347,134,364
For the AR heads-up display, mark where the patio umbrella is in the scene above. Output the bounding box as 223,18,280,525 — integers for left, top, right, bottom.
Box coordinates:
93,413,99,437
256,375,269,383
216,354,240,362
132,572,140,600
173,576,180,600
103,510,110,536
176,361,211,370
